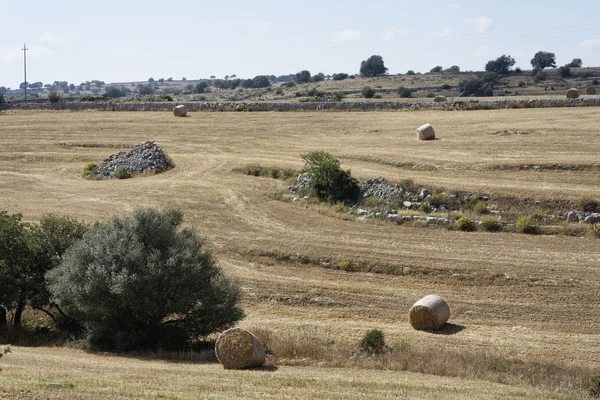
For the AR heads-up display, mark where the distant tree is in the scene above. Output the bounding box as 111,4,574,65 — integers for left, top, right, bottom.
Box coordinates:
224,75,230,80
69,83,75,91
48,91,62,103
295,70,311,84
182,77,187,81
195,82,208,94
213,79,228,89
558,65,572,78
361,86,375,98
210,75,216,79
406,70,415,75
167,77,173,82
430,66,443,73
485,54,516,74
567,58,582,68
0,93,4,104
158,78,165,83
397,87,412,98
332,73,349,81
28,82,43,89
0,86,7,95
252,75,271,88
241,79,254,88
137,84,154,95
360,55,388,77
530,51,556,69
444,65,460,73
311,72,325,82
185,84,194,91
459,77,494,96
148,77,155,83
19,82,28,89
105,86,126,98
229,79,241,90
231,74,237,78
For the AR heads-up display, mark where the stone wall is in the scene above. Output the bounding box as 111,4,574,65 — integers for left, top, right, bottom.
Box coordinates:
2,98,600,112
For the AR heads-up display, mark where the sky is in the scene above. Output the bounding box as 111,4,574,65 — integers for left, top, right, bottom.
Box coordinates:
1,0,600,88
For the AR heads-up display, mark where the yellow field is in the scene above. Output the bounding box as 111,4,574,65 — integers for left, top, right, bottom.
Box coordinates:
1,109,599,399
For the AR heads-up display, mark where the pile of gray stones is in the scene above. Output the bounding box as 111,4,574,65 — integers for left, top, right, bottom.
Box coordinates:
289,175,598,226
94,141,172,178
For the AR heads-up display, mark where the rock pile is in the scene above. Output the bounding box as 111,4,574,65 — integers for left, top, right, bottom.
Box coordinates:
94,141,172,178
360,178,404,202
288,173,312,193
567,211,600,224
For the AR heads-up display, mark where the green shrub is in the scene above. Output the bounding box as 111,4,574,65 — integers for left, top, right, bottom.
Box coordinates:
274,87,283,95
578,196,598,212
338,259,351,271
332,203,345,213
397,87,412,98
301,151,360,203
406,70,415,75
400,178,416,192
82,163,97,178
589,223,600,239
115,166,131,180
592,78,599,86
457,217,476,232
441,83,451,90
361,86,375,99
429,193,448,208
363,197,381,208
360,329,385,354
333,92,344,102
426,92,435,98
516,215,539,234
590,375,600,398
558,65,571,78
481,216,501,232
418,203,431,213
46,208,244,351
473,201,488,215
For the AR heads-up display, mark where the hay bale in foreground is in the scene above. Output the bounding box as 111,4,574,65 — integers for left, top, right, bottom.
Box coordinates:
215,328,266,370
566,88,579,99
409,295,450,330
586,86,597,95
173,105,187,117
417,124,435,140
433,96,447,103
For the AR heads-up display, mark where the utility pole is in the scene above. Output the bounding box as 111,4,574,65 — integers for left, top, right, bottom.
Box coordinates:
22,43,28,101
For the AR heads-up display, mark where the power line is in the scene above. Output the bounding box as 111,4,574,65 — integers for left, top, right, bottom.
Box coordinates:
22,43,28,101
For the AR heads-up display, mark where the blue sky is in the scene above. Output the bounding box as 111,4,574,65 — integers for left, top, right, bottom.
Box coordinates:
1,0,600,88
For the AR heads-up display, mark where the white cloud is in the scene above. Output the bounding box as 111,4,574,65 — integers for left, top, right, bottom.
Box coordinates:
39,31,68,44
332,29,362,44
465,16,492,33
382,26,405,41
431,27,452,38
579,38,600,49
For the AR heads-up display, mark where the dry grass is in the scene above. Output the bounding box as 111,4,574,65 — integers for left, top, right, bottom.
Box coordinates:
1,109,600,398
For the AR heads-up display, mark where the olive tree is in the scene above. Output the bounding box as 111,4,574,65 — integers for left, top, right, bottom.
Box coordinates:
47,208,244,351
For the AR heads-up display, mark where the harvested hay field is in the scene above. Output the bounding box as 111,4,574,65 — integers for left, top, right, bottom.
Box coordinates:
1,108,600,399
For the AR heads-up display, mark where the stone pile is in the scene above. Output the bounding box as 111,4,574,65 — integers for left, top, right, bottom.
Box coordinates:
567,211,600,224
94,141,172,178
288,173,312,193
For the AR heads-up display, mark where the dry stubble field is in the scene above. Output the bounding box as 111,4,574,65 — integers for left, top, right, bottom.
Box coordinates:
0,108,599,399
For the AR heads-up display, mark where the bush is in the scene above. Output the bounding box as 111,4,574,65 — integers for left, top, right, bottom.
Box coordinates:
361,86,375,99
593,78,599,86
332,73,348,81
473,201,488,215
430,66,443,73
46,208,244,351
516,215,539,234
0,93,4,104
558,65,572,78
274,87,283,95
418,203,431,213
481,216,501,232
578,197,598,212
457,217,476,232
82,163,97,178
397,87,412,98
295,70,311,84
363,197,381,208
301,151,360,203
589,223,600,239
114,166,131,180
360,329,385,354
429,193,447,208
441,83,451,90
406,70,415,75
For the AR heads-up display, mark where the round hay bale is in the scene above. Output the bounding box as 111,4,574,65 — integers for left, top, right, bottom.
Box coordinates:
409,295,450,330
566,88,579,99
173,105,187,117
416,124,435,140
433,96,447,103
215,328,266,370
586,86,597,95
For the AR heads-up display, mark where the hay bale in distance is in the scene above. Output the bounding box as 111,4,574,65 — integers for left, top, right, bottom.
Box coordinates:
409,295,450,330
215,328,266,370
566,88,579,99
173,105,187,117
417,124,435,140
586,86,597,95
433,96,447,103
